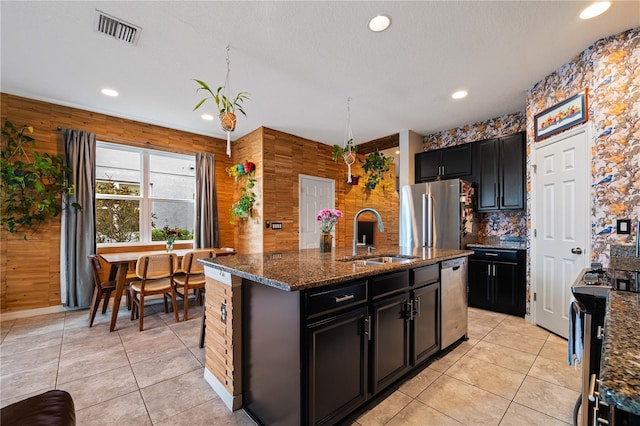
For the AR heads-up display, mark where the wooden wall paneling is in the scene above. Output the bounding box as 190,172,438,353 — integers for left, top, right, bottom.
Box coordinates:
1,93,233,312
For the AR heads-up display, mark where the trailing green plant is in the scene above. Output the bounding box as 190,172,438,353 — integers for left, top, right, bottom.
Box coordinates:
1,120,80,237
151,224,193,242
230,170,256,224
361,150,393,190
330,138,357,162
192,79,249,117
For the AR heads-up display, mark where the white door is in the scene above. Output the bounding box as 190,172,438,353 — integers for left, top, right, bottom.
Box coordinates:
299,175,335,249
532,125,591,338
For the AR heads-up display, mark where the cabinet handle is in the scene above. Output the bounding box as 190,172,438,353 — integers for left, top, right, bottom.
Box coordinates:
416,297,421,317
407,300,414,321
364,316,371,341
485,253,499,257
487,264,491,276
333,294,355,303
441,165,445,176
597,325,604,340
492,265,496,276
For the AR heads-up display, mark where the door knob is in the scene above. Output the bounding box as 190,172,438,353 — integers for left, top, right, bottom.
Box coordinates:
571,247,583,255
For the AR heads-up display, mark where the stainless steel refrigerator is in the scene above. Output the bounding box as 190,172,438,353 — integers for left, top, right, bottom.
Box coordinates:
399,178,477,249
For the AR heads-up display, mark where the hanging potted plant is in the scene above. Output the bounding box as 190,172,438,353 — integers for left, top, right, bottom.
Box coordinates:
192,45,249,157
0,120,81,236
193,81,249,132
331,98,359,183
361,150,393,190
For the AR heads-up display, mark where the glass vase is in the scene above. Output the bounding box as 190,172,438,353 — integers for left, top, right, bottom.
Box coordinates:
320,233,332,253
166,241,174,252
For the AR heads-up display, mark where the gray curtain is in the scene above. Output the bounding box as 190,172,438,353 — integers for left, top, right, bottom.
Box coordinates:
60,129,96,308
195,152,220,248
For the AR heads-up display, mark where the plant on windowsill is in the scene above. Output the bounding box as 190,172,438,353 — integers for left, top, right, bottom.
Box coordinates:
361,150,393,191
0,120,80,237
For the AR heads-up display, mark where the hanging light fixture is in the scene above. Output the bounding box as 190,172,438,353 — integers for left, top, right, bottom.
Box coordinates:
193,45,250,157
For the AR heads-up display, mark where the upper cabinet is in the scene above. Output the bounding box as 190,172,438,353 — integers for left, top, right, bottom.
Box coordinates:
476,132,525,211
415,144,472,182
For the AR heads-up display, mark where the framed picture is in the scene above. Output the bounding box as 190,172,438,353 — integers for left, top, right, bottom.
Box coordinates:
534,89,588,141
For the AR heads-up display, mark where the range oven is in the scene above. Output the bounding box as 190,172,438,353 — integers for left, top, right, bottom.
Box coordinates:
571,274,608,426
571,270,639,426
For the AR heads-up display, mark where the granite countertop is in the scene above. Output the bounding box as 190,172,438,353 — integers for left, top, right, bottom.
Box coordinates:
200,245,472,291
599,290,640,415
467,242,527,250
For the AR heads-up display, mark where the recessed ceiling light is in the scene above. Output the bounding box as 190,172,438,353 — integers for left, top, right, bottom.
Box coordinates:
101,88,118,97
369,15,391,32
201,114,214,121
580,2,611,19
451,90,468,100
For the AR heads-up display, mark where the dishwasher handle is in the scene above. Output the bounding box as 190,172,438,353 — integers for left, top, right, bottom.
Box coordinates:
441,257,466,270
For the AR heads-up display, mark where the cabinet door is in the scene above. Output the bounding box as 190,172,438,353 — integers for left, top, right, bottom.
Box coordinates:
476,139,500,211
493,262,522,316
412,283,440,365
441,144,472,178
499,133,525,209
415,151,441,182
306,307,368,426
370,293,410,394
468,259,492,309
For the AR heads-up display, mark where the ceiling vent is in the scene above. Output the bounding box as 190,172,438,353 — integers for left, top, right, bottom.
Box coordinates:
93,10,141,46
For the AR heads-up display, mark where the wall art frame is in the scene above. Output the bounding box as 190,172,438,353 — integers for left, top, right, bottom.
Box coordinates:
534,89,588,141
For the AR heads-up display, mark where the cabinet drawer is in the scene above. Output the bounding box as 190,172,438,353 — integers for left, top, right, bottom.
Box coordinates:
370,270,410,300
411,264,439,288
470,249,519,263
305,280,367,319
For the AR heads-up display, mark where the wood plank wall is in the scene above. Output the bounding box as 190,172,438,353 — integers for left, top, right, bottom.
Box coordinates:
1,94,400,312
259,127,399,252
0,93,233,312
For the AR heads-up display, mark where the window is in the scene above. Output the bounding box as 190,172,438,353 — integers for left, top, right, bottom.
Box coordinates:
95,142,195,244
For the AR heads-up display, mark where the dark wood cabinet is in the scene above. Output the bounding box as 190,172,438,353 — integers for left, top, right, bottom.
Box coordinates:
370,293,410,394
476,133,525,211
411,282,440,365
468,249,525,317
307,307,369,425
415,144,472,182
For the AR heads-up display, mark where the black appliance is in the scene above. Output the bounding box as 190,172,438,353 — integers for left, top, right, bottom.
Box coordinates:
571,269,639,426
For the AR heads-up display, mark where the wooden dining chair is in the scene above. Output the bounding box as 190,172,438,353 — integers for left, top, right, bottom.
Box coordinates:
88,255,118,328
129,253,180,331
173,249,214,321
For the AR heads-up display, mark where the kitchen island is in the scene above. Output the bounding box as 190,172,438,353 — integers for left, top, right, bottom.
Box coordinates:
200,246,472,425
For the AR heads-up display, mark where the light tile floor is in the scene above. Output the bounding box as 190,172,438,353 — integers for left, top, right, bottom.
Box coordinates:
1,303,580,425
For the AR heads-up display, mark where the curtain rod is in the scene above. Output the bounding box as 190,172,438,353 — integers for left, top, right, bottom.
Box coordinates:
55,126,199,156
56,126,151,146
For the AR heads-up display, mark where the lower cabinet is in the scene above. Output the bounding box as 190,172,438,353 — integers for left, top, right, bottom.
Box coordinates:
307,306,369,426
243,261,455,426
468,249,525,317
370,292,410,394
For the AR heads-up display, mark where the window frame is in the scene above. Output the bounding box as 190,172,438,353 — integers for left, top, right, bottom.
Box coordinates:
95,141,196,247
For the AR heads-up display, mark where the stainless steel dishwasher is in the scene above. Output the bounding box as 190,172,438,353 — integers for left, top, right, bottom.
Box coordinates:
441,257,468,349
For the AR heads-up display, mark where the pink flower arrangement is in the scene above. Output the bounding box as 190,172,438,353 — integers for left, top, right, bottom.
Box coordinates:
317,209,343,233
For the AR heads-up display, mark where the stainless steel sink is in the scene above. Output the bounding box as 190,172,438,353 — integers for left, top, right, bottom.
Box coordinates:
365,256,415,264
345,255,418,266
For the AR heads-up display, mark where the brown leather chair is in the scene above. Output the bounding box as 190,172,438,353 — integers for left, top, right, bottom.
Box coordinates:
129,253,180,331
173,249,214,321
0,390,75,425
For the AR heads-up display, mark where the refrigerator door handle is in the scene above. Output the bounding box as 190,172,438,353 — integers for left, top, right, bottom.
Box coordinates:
426,193,434,247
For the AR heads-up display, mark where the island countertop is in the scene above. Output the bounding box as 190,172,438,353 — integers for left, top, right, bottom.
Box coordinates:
200,246,472,291
600,290,640,416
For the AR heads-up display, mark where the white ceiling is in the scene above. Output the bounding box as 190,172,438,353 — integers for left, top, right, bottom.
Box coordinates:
1,1,638,146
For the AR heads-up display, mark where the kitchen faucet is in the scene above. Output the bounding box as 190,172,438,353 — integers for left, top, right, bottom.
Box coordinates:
353,208,384,256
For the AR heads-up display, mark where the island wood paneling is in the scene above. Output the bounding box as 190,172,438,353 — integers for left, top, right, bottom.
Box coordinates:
0,93,233,312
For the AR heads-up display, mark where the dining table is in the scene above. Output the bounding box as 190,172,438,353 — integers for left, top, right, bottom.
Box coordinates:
100,247,236,331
